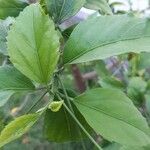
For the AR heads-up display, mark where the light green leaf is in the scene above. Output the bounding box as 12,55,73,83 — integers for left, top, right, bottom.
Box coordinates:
0,0,28,19
64,15,150,64
0,66,35,91
0,114,39,148
74,88,150,146
7,4,60,84
44,102,92,142
48,100,64,112
85,0,112,15
0,91,14,107
45,0,85,23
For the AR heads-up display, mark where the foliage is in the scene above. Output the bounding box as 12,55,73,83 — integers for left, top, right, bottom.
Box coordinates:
0,0,150,149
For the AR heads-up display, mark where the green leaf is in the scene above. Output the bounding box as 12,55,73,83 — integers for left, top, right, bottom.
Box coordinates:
73,88,150,146
85,0,112,15
0,66,35,91
0,17,15,55
95,60,111,78
48,100,64,112
45,0,85,23
139,53,150,69
127,77,147,105
0,114,39,148
0,21,8,55
104,143,121,150
128,77,147,93
0,91,14,107
64,15,150,64
7,3,60,84
99,77,125,90
120,145,150,150
145,94,150,114
44,102,92,142
0,0,28,19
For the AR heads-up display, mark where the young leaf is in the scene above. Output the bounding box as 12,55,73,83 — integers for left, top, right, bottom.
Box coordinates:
0,114,39,148
85,0,112,15
64,15,150,64
0,0,28,19
45,0,85,23
0,66,35,91
73,88,150,146
44,103,92,142
48,100,64,112
7,4,60,84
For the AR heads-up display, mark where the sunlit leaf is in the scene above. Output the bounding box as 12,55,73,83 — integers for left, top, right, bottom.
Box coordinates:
7,4,60,84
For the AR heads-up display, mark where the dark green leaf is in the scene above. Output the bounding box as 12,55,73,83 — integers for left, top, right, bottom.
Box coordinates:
104,143,121,150
44,102,92,142
74,88,150,146
7,4,60,84
64,15,150,64
45,0,85,23
0,114,39,148
0,0,28,19
0,66,35,91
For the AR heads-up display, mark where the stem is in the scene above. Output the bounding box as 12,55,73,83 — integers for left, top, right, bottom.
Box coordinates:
26,91,47,114
57,75,99,149
71,64,86,93
63,103,103,150
57,75,74,112
57,76,86,148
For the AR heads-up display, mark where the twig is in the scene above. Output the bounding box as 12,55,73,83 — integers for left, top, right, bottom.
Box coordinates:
71,64,86,93
26,91,47,114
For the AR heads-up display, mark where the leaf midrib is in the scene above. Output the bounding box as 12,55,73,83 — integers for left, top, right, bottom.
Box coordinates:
66,35,150,63
32,9,45,83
